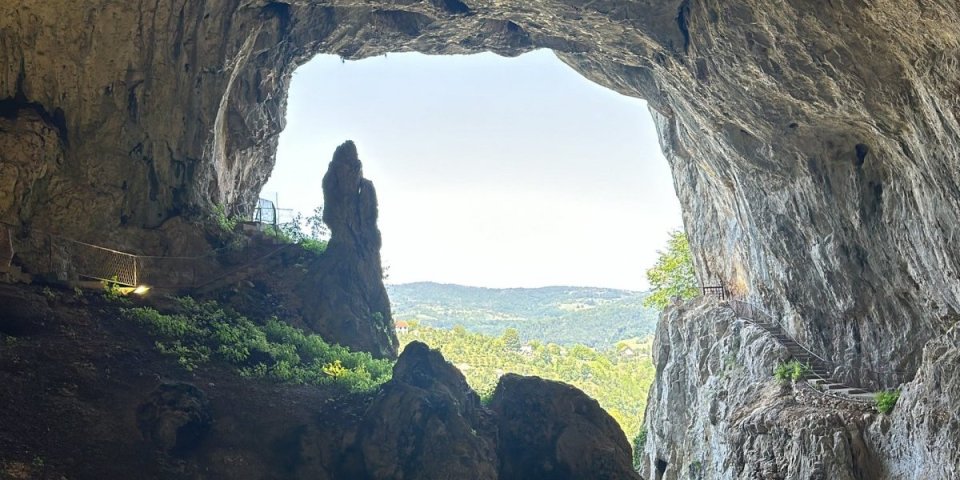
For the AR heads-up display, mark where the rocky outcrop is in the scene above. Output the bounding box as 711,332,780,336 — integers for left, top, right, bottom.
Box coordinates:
136,382,213,455
490,373,641,480
1,289,636,479
355,341,498,479
351,341,638,479
301,141,396,358
643,298,960,479
212,141,397,358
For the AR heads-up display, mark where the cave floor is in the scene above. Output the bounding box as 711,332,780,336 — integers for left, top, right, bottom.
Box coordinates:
0,284,366,480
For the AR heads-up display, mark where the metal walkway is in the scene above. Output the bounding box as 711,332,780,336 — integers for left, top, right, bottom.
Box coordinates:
728,300,879,404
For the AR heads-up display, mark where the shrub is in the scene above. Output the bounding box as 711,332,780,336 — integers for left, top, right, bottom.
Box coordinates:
100,276,133,305
632,426,648,471
875,389,900,414
213,204,238,232
774,360,810,383
123,298,393,392
263,223,328,255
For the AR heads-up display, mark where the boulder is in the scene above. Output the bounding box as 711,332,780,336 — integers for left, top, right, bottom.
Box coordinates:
136,382,213,455
490,373,641,480
356,341,498,479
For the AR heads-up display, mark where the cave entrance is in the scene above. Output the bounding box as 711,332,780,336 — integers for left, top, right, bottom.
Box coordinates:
263,49,678,446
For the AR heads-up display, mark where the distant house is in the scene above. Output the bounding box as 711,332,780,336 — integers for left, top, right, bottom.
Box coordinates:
395,320,409,335
519,344,534,356
620,347,636,358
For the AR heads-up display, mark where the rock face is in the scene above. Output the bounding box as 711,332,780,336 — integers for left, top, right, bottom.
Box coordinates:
301,141,396,358
4,0,960,477
490,373,641,480
643,298,960,479
136,382,213,455
351,341,638,479
356,341,498,479
866,321,960,479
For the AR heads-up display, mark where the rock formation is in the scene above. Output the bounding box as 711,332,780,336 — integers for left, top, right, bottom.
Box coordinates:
355,341,499,479
1,288,638,479
490,373,641,480
643,298,960,479
3,0,960,477
302,140,396,358
3,0,957,379
350,341,638,479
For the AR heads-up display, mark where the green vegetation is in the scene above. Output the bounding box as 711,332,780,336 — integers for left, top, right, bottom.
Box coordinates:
123,297,392,392
388,283,658,349
632,426,647,471
213,204,239,232
400,324,655,440
101,276,130,304
263,207,329,254
643,230,698,310
41,287,56,300
773,360,810,383
875,389,900,414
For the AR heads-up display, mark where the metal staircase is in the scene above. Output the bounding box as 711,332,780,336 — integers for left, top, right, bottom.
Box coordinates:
729,300,877,404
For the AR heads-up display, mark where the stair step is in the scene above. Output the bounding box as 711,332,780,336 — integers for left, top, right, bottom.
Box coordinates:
741,312,882,403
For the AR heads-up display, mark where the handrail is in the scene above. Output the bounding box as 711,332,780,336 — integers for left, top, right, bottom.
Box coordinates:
727,298,906,391
701,285,729,300
1,219,303,293
728,300,833,367
190,244,294,291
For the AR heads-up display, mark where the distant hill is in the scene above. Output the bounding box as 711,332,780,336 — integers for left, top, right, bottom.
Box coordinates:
386,282,659,348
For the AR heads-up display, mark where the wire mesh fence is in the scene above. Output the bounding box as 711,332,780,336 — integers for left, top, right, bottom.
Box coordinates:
52,237,139,286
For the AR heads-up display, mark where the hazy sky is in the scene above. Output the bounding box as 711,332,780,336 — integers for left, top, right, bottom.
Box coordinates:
263,50,682,291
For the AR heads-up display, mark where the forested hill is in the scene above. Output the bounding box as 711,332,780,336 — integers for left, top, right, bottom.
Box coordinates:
386,282,659,348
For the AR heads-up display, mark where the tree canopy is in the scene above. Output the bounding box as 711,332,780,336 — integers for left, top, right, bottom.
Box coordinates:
643,230,699,310
399,325,655,440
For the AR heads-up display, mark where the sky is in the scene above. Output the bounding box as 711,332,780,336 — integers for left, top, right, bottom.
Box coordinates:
262,50,682,291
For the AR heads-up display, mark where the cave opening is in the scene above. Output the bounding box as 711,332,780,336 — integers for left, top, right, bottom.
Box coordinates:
265,49,681,292
262,49,679,443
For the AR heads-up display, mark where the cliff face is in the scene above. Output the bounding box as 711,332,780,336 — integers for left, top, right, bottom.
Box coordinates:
642,298,959,479
3,0,960,477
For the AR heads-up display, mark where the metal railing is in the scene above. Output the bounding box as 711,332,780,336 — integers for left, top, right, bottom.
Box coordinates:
1,220,295,292
728,298,905,392
53,236,140,286
701,285,729,301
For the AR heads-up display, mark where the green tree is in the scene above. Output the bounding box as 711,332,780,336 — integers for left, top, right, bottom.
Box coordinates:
501,327,522,351
643,230,699,310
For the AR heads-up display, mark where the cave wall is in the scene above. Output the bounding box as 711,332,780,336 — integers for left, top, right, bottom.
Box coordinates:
2,0,959,428
0,0,960,377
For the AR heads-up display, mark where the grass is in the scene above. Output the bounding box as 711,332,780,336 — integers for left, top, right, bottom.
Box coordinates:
774,360,811,383
123,297,392,392
875,389,900,414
